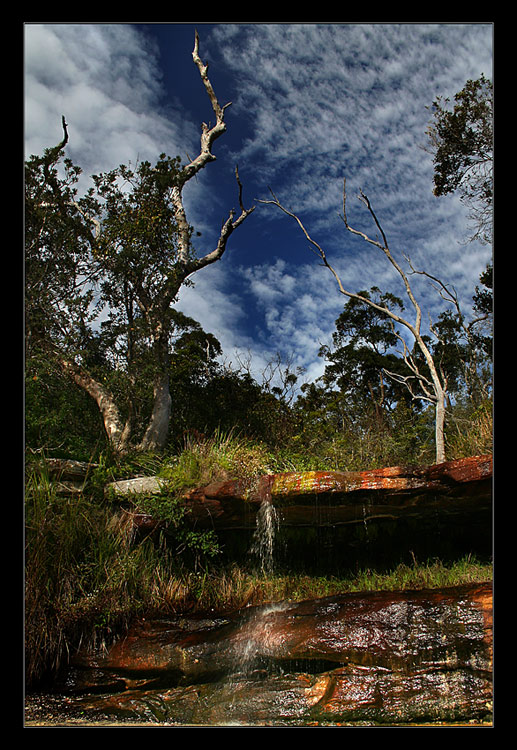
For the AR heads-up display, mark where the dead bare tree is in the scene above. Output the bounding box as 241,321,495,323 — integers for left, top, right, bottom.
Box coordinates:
131,31,255,451
259,179,451,464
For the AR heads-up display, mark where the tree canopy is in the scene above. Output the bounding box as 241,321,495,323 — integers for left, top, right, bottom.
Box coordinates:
25,52,492,469
426,74,493,244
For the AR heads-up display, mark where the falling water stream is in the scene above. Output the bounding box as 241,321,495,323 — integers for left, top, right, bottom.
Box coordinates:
249,499,281,574
228,495,287,674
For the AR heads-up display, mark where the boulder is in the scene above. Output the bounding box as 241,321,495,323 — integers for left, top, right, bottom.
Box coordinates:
107,476,167,496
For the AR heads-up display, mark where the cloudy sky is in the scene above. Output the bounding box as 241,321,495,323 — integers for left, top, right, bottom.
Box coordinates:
24,22,493,389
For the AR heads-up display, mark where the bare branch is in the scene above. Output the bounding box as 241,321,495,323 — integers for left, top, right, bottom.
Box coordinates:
342,179,423,334
178,30,231,184
57,115,69,151
260,181,449,462
70,201,101,240
382,368,436,404
187,201,255,277
235,165,245,213
172,34,254,271
258,191,414,335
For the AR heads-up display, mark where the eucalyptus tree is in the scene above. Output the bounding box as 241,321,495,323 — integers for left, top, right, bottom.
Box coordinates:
260,183,464,465
25,32,254,454
426,75,493,245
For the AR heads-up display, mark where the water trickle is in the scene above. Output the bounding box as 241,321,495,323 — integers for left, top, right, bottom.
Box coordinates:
362,502,369,539
234,601,289,677
249,475,281,574
249,499,280,574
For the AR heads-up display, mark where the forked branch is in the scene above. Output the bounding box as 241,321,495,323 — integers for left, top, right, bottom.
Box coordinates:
179,30,232,183
258,188,412,334
174,34,254,271
259,180,450,463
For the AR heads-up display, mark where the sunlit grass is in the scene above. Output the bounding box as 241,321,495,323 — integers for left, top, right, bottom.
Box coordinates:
169,555,492,613
157,428,275,490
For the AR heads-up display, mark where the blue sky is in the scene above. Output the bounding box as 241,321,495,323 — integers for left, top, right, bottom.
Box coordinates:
24,22,493,390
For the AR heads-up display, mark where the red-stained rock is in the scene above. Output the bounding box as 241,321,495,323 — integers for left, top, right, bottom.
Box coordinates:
66,582,493,725
175,455,492,529
72,583,492,676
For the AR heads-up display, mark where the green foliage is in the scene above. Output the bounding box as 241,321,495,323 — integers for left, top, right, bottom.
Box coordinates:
25,354,107,460
291,377,435,472
25,144,97,358
427,74,493,243
428,75,493,199
159,429,275,490
25,465,140,684
151,556,492,614
24,456,214,686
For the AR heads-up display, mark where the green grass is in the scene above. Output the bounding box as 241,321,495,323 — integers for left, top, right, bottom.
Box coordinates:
170,555,492,613
157,428,276,489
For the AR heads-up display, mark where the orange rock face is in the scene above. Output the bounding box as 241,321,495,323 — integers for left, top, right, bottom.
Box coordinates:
177,455,492,529
67,583,493,725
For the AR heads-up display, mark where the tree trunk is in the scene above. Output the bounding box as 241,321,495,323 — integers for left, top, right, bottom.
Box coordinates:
138,371,172,452
58,356,129,453
435,389,447,465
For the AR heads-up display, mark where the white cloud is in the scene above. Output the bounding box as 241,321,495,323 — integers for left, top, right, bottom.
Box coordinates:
24,24,193,182
209,22,492,329
209,24,492,213
25,23,493,397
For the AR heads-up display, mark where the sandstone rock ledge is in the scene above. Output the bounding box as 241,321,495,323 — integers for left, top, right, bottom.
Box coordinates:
106,455,492,530
65,582,493,726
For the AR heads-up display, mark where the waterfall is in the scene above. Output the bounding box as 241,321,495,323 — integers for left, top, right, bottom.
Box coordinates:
247,475,281,574
233,600,289,677
249,499,280,574
229,479,284,680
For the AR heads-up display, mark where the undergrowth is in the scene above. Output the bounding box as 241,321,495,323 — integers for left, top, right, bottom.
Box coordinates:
24,430,492,689
171,555,492,613
157,428,276,489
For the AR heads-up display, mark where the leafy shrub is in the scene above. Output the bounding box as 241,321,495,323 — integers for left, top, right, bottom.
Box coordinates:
159,429,274,490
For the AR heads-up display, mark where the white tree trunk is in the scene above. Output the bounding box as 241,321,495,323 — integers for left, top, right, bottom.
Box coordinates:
49,34,254,456
58,357,129,453
138,372,172,452
260,182,451,465
434,388,447,465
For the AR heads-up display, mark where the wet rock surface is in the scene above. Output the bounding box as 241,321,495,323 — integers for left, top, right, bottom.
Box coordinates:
35,582,492,726
28,455,493,726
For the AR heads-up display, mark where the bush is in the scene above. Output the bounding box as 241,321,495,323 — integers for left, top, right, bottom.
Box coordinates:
159,428,275,490
24,462,183,686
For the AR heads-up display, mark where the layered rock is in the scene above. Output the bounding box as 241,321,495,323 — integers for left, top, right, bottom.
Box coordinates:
107,455,492,531
64,582,493,725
